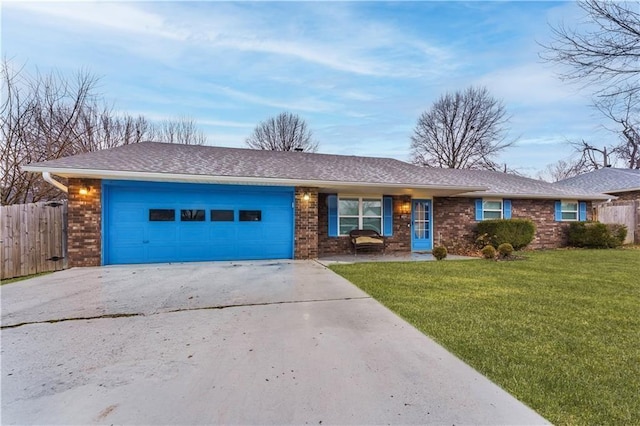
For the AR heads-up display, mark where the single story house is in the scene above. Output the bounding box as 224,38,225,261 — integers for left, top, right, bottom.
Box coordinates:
23,142,610,267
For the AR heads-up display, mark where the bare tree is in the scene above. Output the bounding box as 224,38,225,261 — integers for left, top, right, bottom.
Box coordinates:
151,116,206,146
1,63,100,204
245,112,317,152
595,92,640,168
542,0,640,169
536,158,592,182
410,86,513,169
1,60,208,205
542,0,640,98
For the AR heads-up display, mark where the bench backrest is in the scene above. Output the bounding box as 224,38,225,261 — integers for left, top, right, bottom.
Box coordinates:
349,229,382,238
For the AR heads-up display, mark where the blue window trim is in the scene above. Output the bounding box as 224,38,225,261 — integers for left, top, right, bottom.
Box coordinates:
475,198,510,220
327,195,338,237
383,196,393,236
555,200,584,222
579,201,587,221
328,195,393,237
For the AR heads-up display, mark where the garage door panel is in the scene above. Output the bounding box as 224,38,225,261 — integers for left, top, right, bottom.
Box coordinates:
104,182,294,264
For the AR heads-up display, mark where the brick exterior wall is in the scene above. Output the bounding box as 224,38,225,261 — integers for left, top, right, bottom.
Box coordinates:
610,190,640,201
67,178,102,267
317,194,411,256
433,197,594,253
294,187,318,259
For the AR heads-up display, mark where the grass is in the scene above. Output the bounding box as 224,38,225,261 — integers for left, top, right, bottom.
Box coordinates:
329,249,640,425
1,271,53,285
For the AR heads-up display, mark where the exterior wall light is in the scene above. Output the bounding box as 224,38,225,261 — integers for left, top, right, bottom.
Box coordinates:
401,201,411,214
302,192,310,201
79,186,92,195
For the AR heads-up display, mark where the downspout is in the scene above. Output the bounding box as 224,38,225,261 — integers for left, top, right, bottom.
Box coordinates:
42,172,68,193
42,171,68,267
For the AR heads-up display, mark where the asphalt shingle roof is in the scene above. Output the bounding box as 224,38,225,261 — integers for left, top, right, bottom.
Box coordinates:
23,142,609,199
556,168,640,194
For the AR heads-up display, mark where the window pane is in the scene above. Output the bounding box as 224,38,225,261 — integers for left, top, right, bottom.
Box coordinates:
181,209,205,222
239,210,261,222
362,199,382,216
362,217,381,233
561,202,578,212
149,209,175,221
339,217,358,235
339,198,359,216
211,210,234,222
562,212,577,220
483,201,502,210
483,210,502,219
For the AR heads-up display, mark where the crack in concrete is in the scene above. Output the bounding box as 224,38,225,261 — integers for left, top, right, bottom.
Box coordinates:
1,296,371,330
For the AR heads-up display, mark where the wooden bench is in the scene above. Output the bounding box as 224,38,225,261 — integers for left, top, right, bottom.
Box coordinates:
349,229,385,255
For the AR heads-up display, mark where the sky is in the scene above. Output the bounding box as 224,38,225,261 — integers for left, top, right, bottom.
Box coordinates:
1,1,618,177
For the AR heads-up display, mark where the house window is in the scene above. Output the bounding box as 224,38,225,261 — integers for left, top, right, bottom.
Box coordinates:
211,210,234,222
338,197,382,235
482,200,503,220
181,209,205,222
561,201,578,221
149,209,175,221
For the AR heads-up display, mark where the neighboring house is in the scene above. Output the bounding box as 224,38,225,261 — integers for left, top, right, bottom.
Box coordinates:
556,168,640,201
23,142,609,267
557,168,640,243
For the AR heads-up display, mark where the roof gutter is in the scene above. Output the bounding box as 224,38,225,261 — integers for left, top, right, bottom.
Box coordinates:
42,172,68,193
455,191,612,201
21,166,489,193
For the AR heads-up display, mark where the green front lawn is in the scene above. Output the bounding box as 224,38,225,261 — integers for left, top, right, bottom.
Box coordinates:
329,249,639,425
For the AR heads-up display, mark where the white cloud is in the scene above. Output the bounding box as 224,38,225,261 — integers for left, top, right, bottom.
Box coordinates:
7,2,186,41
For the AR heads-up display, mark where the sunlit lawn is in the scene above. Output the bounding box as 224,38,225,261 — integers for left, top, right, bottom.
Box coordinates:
329,249,639,425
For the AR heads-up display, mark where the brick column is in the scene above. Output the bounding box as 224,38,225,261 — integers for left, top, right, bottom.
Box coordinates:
67,178,102,267
294,187,318,259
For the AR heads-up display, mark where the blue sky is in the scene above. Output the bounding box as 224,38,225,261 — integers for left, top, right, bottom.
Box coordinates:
2,1,615,176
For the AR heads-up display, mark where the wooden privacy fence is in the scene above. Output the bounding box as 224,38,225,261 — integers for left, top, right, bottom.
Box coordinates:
596,200,639,244
1,201,68,280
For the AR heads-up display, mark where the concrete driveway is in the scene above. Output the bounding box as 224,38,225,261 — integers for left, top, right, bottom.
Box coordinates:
1,260,547,425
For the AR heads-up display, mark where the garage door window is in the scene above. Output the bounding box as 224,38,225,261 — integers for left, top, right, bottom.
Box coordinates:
181,209,205,221
240,210,261,221
149,209,175,221
211,210,234,221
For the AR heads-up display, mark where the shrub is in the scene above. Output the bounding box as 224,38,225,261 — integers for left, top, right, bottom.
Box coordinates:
475,219,536,250
498,243,514,258
609,224,628,245
481,245,496,259
567,222,627,248
432,246,447,260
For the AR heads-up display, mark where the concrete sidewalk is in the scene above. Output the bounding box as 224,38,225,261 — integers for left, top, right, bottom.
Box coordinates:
1,260,548,425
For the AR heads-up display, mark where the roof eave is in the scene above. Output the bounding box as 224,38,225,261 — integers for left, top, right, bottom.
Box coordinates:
605,187,640,194
455,191,613,201
22,166,489,194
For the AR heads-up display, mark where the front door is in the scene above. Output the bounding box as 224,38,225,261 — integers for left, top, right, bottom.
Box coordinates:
411,199,432,251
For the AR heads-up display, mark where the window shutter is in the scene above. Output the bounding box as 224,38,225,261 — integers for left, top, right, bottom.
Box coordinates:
383,196,393,236
503,199,512,219
475,199,483,221
578,201,587,221
554,201,562,222
327,195,338,237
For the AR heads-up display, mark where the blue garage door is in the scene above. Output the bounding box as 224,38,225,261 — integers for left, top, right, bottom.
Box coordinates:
103,181,294,265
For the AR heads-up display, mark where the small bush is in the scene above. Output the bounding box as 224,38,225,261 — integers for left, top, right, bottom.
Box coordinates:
432,246,447,260
498,243,514,258
476,219,536,250
567,222,627,248
481,245,496,259
609,224,628,245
